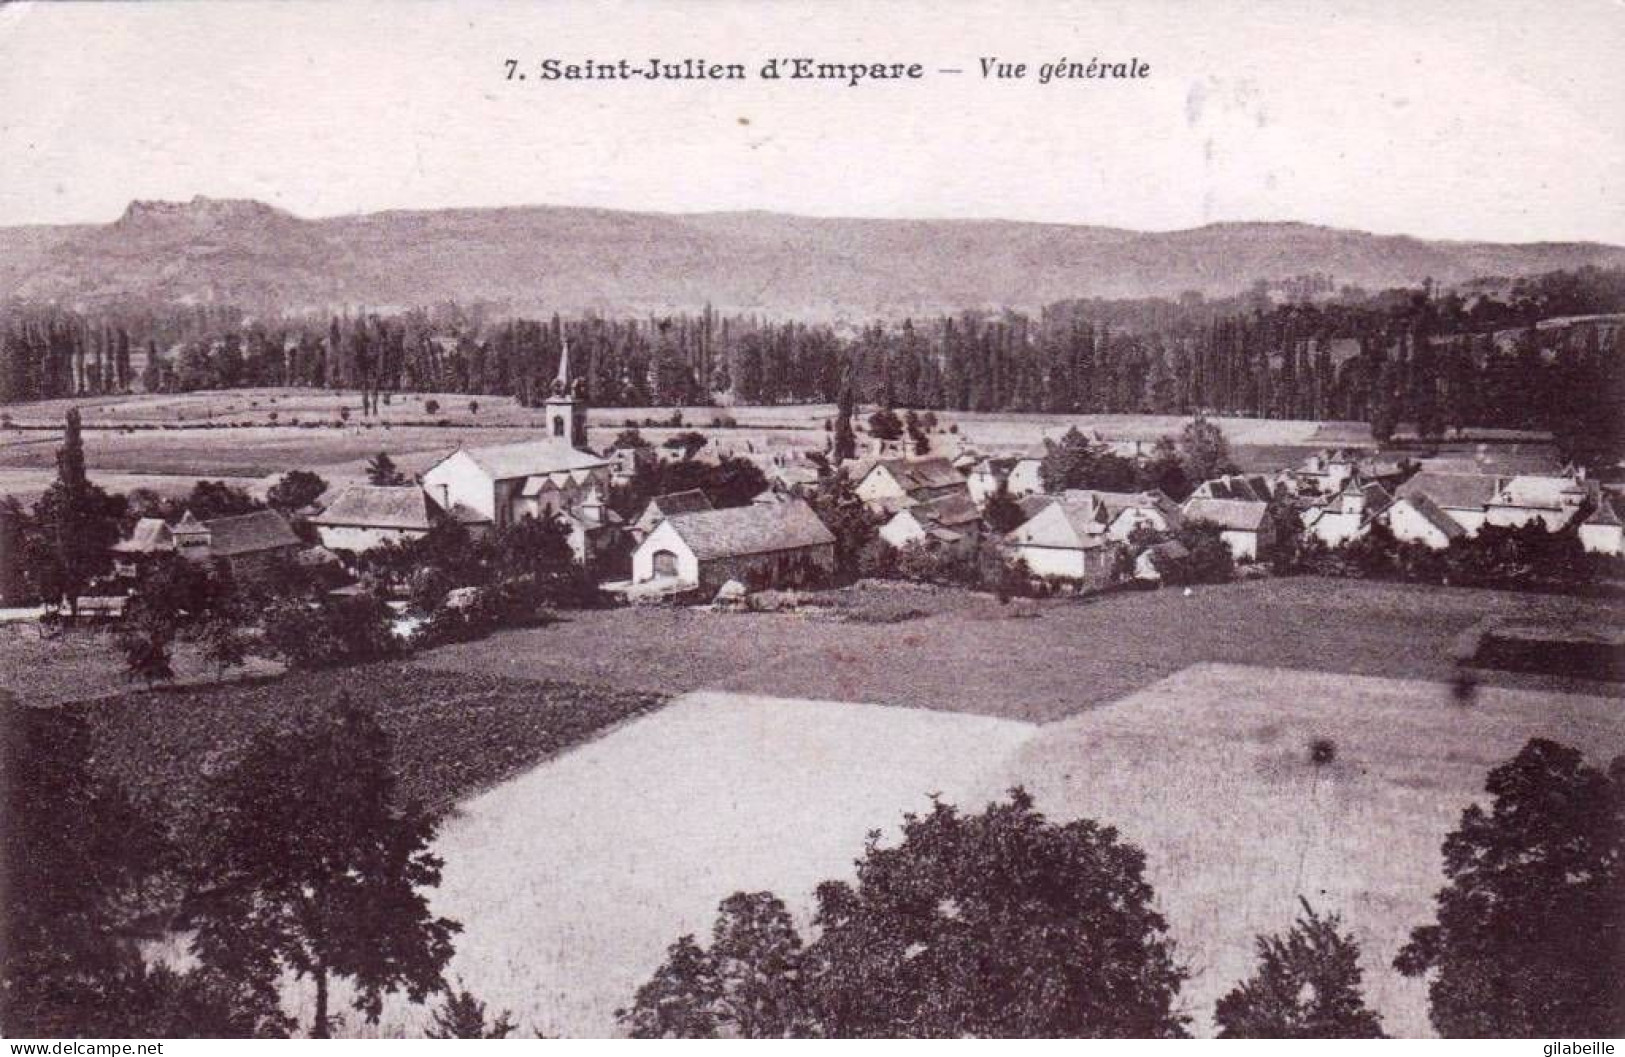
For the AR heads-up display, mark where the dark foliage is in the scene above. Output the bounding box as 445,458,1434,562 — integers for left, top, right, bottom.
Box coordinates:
266,469,329,512
187,694,461,1037
0,701,287,1038
1394,738,1624,1037
805,470,884,583
5,270,1625,468
623,789,1189,1038
609,452,769,521
1214,899,1385,1038
21,410,124,612
261,593,400,669
365,452,409,487
427,986,517,1039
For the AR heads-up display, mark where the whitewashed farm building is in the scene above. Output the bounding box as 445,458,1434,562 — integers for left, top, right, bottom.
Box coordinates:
1003,495,1119,582
631,499,836,593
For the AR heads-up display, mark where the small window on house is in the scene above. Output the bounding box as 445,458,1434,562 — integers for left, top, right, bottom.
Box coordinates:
553,416,565,437
652,550,679,577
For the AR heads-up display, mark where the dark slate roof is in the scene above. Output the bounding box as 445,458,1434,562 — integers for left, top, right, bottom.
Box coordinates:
1400,493,1466,540
311,485,435,530
1350,480,1393,509
204,509,300,557
1007,498,1110,549
1183,497,1269,532
910,492,982,528
648,490,713,518
872,457,964,494
1197,474,1274,502
664,499,835,561
1016,494,1056,520
1396,471,1503,511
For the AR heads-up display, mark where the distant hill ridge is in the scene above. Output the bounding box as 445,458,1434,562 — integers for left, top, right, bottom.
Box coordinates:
1,196,1620,319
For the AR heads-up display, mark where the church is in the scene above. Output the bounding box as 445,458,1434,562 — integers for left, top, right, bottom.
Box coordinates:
420,341,620,562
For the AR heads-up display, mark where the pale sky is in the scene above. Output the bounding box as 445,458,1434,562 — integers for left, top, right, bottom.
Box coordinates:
1,0,1622,243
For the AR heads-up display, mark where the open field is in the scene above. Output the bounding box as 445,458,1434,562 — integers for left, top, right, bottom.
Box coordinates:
0,388,1383,500
415,577,1624,720
3,388,1563,502
1002,663,1625,1038
362,667,1623,1037
372,691,1037,1038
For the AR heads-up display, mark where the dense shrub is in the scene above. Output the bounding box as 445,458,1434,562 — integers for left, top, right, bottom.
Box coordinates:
1306,519,1599,592
261,594,399,669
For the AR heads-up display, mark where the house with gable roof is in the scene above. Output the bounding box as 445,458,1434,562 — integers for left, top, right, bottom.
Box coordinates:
1302,477,1392,548
1181,496,1275,562
309,484,437,553
1002,494,1121,582
879,492,983,556
854,456,969,515
116,508,301,577
631,499,836,593
1393,472,1503,535
1380,493,1467,550
631,489,713,541
1483,473,1591,532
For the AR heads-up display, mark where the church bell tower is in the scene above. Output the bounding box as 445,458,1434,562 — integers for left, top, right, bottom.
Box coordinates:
545,336,589,449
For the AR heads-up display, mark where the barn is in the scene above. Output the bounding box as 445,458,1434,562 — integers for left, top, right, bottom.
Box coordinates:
309,485,437,553
631,500,836,594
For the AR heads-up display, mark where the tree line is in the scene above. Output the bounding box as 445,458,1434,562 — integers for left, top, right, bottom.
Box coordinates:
3,267,1622,465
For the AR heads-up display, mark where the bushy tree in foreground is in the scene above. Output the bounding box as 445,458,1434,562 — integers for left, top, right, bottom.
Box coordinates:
622,789,1188,1038
188,694,460,1037
622,892,809,1038
1395,738,1624,1038
1215,899,1385,1038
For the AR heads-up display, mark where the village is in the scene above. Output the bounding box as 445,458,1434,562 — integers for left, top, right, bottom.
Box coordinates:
70,342,1622,628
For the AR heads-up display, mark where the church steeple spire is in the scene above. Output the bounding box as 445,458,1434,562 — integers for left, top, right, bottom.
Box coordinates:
554,335,571,393
545,333,588,449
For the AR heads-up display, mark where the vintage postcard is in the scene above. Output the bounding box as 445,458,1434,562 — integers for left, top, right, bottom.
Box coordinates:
1,0,1621,1043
